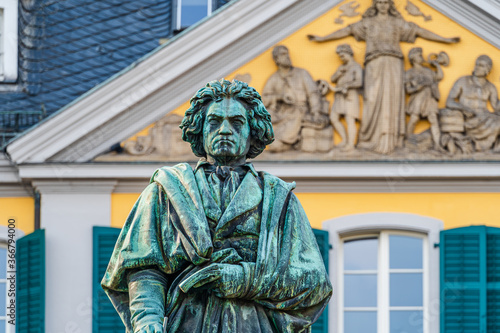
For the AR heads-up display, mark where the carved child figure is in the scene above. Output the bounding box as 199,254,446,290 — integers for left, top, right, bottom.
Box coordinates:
329,44,363,151
404,47,444,151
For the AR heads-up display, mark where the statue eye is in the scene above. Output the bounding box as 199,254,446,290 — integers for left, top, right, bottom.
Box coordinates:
208,118,220,125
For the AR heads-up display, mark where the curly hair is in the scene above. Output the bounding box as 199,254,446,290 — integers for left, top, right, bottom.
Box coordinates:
180,79,274,159
363,0,401,18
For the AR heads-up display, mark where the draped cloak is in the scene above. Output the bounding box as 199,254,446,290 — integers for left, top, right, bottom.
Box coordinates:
101,163,332,332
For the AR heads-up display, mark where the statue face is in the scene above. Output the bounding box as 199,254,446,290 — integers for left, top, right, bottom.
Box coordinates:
412,52,424,65
203,98,251,165
474,59,490,77
274,48,292,68
375,0,390,14
338,52,351,64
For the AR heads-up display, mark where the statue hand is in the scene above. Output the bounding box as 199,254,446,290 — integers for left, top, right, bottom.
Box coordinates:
307,34,323,42
184,263,246,299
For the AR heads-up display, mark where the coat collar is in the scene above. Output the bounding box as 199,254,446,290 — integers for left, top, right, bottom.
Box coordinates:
194,160,262,227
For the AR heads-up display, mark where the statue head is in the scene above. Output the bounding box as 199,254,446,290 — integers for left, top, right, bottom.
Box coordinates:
364,0,401,18
180,79,274,165
473,55,493,77
408,47,424,65
336,44,353,63
272,45,292,69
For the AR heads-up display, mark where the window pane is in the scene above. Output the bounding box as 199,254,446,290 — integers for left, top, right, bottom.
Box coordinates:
0,283,5,316
389,235,422,269
345,274,377,307
0,248,6,279
0,320,5,333
390,273,423,306
390,310,423,333
345,311,377,333
181,0,208,27
344,238,378,270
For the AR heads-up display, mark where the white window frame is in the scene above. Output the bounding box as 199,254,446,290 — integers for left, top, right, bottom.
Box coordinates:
0,225,25,333
175,0,213,31
0,0,18,82
323,213,443,333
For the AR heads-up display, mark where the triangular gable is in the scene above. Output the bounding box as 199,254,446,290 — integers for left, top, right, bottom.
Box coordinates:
6,0,342,164
6,0,500,164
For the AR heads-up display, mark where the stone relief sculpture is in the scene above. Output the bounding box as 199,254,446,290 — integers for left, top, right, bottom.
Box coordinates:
329,44,363,151
301,80,334,152
405,1,431,21
101,79,332,332
308,0,459,155
404,48,446,152
334,1,361,24
442,55,500,153
262,45,322,153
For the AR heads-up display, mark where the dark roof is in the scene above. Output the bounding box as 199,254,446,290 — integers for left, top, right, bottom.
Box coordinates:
1,0,173,145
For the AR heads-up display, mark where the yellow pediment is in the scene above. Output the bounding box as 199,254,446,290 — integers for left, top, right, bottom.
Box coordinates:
99,0,500,162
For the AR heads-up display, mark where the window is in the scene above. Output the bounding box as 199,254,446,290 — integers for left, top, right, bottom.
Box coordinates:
175,0,213,31
323,213,443,333
341,232,426,333
0,0,18,82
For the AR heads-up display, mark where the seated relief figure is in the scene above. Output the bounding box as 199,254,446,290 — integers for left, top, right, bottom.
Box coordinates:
101,79,333,332
329,44,363,152
443,55,500,154
404,47,445,152
301,79,335,153
262,45,323,152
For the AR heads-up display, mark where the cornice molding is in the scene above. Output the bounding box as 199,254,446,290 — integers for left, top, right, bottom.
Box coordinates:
6,0,342,164
32,180,118,195
15,162,500,193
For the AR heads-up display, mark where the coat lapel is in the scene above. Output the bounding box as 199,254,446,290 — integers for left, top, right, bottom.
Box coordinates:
215,172,262,232
195,169,222,222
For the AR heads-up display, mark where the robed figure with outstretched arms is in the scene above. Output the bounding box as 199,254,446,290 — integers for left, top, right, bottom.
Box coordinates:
101,79,333,332
308,0,459,154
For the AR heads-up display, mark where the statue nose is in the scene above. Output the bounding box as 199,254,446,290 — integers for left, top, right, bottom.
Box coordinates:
219,120,232,134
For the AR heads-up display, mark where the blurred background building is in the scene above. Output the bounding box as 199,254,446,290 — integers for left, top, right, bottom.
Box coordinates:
1,0,500,332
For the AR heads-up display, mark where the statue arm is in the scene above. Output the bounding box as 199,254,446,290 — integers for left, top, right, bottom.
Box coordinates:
433,62,444,82
489,85,499,111
128,269,168,332
307,26,352,42
344,65,363,90
446,79,476,117
415,26,460,44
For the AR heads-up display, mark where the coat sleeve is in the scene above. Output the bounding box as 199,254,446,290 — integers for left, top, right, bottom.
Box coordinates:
246,182,333,330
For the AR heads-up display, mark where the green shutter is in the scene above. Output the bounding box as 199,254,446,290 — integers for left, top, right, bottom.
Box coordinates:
92,227,123,333
312,228,330,333
486,228,500,332
440,226,500,333
17,229,45,333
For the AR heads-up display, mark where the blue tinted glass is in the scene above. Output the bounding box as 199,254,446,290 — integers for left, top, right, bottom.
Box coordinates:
344,238,378,270
181,0,208,27
390,273,423,306
0,320,5,333
0,283,5,316
345,311,377,333
345,274,377,307
389,235,422,269
390,311,423,333
0,248,6,279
